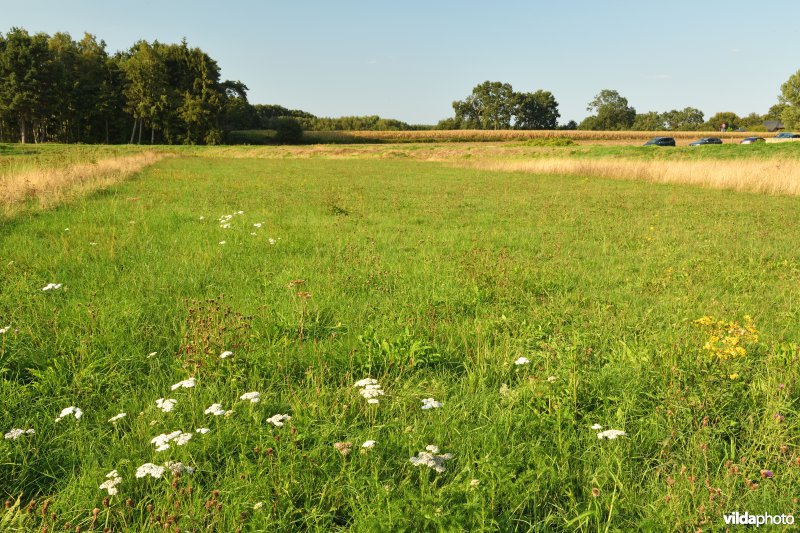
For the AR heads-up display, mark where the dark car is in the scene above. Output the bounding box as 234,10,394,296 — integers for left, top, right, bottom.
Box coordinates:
740,137,765,144
774,132,800,139
689,137,723,146
643,137,676,147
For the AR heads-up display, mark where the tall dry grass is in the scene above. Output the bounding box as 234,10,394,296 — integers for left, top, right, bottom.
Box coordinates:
466,158,800,195
0,152,167,216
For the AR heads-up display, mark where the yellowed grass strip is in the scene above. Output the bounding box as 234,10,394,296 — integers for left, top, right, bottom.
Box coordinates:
465,158,800,195
1,152,167,215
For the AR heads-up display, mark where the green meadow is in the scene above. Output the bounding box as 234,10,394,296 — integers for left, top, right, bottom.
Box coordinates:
2,148,800,531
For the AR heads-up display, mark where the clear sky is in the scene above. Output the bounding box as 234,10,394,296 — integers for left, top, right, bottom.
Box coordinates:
3,0,799,125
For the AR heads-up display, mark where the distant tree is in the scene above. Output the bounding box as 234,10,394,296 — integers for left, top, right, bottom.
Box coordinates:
704,111,741,131
576,115,599,130
557,120,577,130
513,90,560,129
0,28,54,143
452,81,515,129
631,111,664,131
739,112,766,131
765,103,787,121
270,117,303,143
662,107,704,130
584,89,636,130
779,69,800,129
120,40,167,143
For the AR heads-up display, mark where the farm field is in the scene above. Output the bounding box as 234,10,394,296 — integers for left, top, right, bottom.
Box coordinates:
2,143,800,530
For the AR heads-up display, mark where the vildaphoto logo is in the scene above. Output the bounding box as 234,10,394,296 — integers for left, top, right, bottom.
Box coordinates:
723,512,795,527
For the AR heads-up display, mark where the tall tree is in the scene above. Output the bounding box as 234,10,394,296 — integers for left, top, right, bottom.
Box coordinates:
583,89,636,130
662,107,704,130
779,69,800,129
514,90,560,129
0,28,54,143
631,112,664,131
452,81,515,129
120,40,168,143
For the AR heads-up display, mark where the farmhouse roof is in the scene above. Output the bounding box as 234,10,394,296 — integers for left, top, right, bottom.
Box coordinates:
764,120,784,132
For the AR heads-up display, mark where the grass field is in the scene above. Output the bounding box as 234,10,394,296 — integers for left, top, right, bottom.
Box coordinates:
2,143,800,531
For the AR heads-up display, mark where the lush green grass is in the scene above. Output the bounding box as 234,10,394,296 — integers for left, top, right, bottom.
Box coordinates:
2,153,800,530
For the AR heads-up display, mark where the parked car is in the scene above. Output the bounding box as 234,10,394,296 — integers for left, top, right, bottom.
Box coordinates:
643,137,675,147
689,137,723,146
774,132,800,138
740,137,765,144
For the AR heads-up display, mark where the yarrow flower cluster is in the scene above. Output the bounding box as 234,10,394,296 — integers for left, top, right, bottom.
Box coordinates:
218,211,244,228
150,430,193,452
204,403,228,416
195,427,210,434
362,440,377,449
514,357,530,365
164,461,195,475
41,283,63,291
409,445,453,473
135,463,165,479
156,398,177,413
267,414,291,427
99,470,122,495
421,398,442,410
240,391,261,403
353,378,384,405
108,413,126,422
219,350,233,359
591,425,627,440
4,428,35,440
0,325,10,334
170,377,196,390
55,406,83,421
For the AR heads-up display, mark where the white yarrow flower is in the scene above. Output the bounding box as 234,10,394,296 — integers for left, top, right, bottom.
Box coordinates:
204,403,227,416
514,357,530,365
155,398,177,413
219,350,233,359
108,413,126,422
410,446,453,473
41,283,63,291
164,461,195,475
55,406,82,421
4,428,34,440
547,375,558,383
195,427,210,434
362,440,377,449
240,391,261,403
99,470,122,495
590,423,603,430
170,377,196,391
0,325,10,334
421,398,442,410
266,414,291,427
597,429,627,440
135,463,165,479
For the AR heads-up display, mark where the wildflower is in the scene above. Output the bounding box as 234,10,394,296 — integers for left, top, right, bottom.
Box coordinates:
237,210,244,215
421,398,442,410
760,469,774,479
4,428,34,440
41,283,63,291
199,216,205,220
219,241,226,245
334,442,353,456
547,376,558,383
170,378,196,391
362,440,377,449
253,223,262,228
499,384,510,396
55,406,83,421
164,461,195,475
99,470,122,495
147,352,158,358
268,238,276,245
729,373,739,380
89,242,98,246
204,403,227,416
354,378,385,405
250,232,257,236
135,463,165,479
108,413,126,423
266,414,291,427
253,502,264,510
410,446,453,473
514,357,530,365
774,413,785,422
470,479,480,488
195,427,210,434
240,391,261,403
590,424,603,430
0,326,10,334
597,429,627,440
591,487,601,497
219,350,232,359
155,398,177,413
221,223,231,229
150,431,192,452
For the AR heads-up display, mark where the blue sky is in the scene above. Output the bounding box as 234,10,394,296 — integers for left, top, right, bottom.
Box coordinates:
3,0,799,125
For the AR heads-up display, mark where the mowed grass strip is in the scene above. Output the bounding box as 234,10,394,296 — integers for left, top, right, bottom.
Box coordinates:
2,155,800,530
